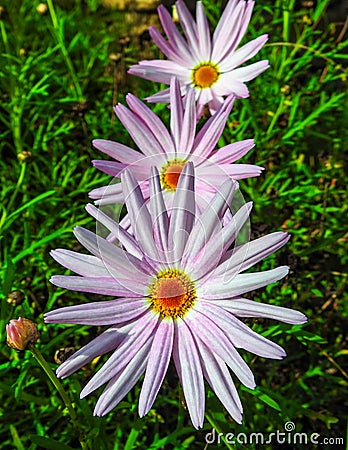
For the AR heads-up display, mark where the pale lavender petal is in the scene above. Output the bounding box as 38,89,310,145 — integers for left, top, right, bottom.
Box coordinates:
212,0,239,53
182,179,236,267
121,170,159,264
178,87,196,154
214,232,290,278
56,324,133,379
219,34,269,72
149,167,169,256
50,275,139,297
128,60,190,85
44,297,148,325
73,227,152,291
188,200,251,280
185,310,255,388
209,139,255,165
197,302,286,359
126,93,175,154
91,160,126,177
170,77,184,151
197,162,262,182
139,319,174,416
81,312,159,398
173,319,205,429
214,76,249,98
176,0,201,61
215,298,307,324
192,95,235,158
196,1,211,60
231,59,270,82
50,249,110,277
146,87,172,104
198,343,243,423
89,183,123,203
94,343,149,416
148,26,191,66
199,266,290,299
168,162,195,263
213,0,255,62
206,92,225,115
92,139,143,164
157,4,194,61
114,103,167,157
86,204,143,259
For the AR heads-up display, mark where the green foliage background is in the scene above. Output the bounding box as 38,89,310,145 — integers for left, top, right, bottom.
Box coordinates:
0,0,347,448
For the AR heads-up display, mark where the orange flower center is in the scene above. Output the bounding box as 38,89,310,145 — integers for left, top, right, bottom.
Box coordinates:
192,63,219,89
160,159,187,192
149,269,196,319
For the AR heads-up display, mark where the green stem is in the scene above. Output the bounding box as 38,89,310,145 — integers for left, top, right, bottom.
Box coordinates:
0,163,27,231
28,345,88,450
46,0,84,101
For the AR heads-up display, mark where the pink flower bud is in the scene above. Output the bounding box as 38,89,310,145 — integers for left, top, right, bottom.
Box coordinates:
6,317,39,351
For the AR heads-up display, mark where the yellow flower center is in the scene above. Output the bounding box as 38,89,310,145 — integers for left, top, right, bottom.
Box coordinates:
192,62,219,89
149,269,196,319
160,159,187,192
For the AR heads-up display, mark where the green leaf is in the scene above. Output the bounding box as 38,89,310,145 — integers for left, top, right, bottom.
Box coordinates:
29,435,74,450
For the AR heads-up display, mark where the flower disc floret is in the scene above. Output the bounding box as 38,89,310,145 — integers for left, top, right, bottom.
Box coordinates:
192,63,220,89
149,269,196,319
160,158,187,192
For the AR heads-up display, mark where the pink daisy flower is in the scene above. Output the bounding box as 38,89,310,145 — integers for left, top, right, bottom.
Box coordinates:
45,163,306,428
89,77,262,208
128,0,269,115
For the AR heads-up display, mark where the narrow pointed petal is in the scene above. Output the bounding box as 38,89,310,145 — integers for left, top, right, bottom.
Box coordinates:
219,35,269,72
178,88,196,154
176,0,201,61
157,4,194,61
139,319,174,416
56,324,133,378
86,204,143,259
199,343,243,423
209,139,255,165
80,313,159,398
50,275,139,297
148,26,192,65
114,103,166,157
92,139,144,165
216,298,307,324
182,179,236,267
94,344,149,416
192,96,235,158
188,199,251,280
121,170,159,263
50,249,110,277
73,226,152,288
198,302,286,359
44,297,148,326
199,266,289,299
173,319,205,429
231,59,270,82
196,1,211,59
170,77,184,151
89,182,123,203
185,310,255,389
126,93,175,154
168,162,195,263
149,167,169,256
214,232,290,278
